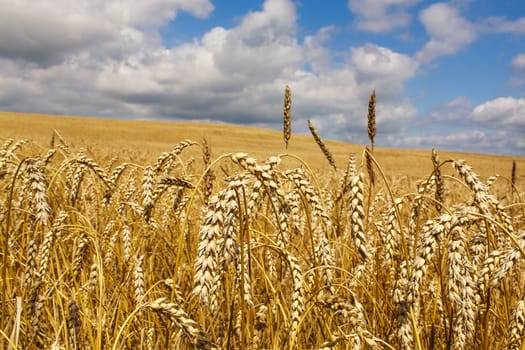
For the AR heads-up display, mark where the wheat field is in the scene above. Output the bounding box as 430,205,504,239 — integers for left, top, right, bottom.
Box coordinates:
1,90,524,349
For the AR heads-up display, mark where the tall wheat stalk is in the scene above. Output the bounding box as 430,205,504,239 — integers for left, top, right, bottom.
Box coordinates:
307,120,337,171
367,90,376,149
283,85,292,150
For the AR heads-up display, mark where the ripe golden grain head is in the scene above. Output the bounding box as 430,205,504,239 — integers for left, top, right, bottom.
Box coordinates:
367,90,376,147
307,119,337,171
283,85,292,150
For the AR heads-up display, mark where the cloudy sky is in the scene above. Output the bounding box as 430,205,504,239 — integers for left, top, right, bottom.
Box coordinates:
1,0,525,155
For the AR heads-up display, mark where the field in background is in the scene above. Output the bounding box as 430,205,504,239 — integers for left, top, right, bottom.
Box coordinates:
2,111,523,181
1,110,525,349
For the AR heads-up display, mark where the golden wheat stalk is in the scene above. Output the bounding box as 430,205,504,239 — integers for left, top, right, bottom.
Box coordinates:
150,297,217,349
511,160,516,200
26,157,51,227
307,120,337,171
432,148,444,212
367,90,376,148
365,146,374,186
349,172,368,260
283,85,292,150
505,298,525,349
201,136,214,204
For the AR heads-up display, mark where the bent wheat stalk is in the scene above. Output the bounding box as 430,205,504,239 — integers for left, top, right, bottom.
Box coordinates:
307,120,337,171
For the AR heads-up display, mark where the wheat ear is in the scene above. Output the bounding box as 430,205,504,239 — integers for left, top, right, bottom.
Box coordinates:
511,160,516,200
150,297,216,349
349,172,368,260
201,136,214,205
307,120,337,171
367,90,376,148
26,157,51,227
432,148,444,212
505,298,525,350
283,85,292,150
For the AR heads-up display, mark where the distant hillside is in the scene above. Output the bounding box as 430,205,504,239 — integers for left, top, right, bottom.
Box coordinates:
1,111,523,181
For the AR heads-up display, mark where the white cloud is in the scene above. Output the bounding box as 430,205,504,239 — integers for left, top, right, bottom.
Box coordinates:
236,0,296,41
0,0,213,66
384,95,525,155
351,44,419,83
346,44,419,136
446,96,473,109
427,96,473,121
102,0,214,26
416,3,476,63
173,0,215,19
392,130,487,147
511,53,525,71
480,16,525,34
95,0,304,123
348,0,420,33
470,97,525,129
385,129,519,155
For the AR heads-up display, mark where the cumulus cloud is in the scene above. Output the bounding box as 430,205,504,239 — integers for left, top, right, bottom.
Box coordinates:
470,97,525,130
285,42,419,144
95,0,303,123
348,0,421,33
416,3,476,63
0,0,214,66
351,44,419,86
0,0,419,147
383,95,525,155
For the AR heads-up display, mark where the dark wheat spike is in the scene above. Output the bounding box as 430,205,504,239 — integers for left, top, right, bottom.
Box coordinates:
367,90,376,148
201,136,214,204
307,119,337,171
283,85,292,150
68,299,81,350
365,147,374,187
511,160,516,198
150,297,217,349
159,177,194,189
432,148,444,212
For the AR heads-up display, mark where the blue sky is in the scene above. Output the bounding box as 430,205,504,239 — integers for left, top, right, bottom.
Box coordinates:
1,0,525,155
